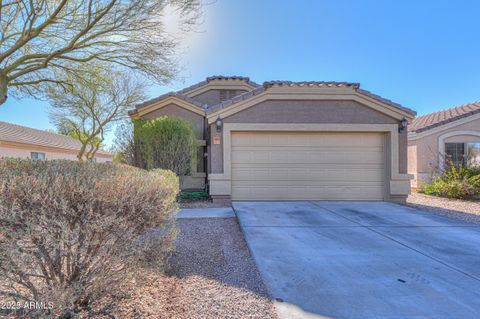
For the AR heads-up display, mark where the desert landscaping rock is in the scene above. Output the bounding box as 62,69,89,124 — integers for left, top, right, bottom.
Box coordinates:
407,193,480,224
87,218,277,319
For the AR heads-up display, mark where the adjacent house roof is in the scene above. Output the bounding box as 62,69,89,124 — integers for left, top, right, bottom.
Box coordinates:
0,121,112,156
409,101,480,133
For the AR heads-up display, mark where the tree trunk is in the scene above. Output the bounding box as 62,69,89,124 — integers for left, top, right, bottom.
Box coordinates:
0,72,8,106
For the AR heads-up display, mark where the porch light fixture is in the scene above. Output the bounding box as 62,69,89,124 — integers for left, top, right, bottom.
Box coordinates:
215,116,223,132
399,118,408,133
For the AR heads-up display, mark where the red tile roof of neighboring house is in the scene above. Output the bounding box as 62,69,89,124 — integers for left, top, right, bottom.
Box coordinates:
0,121,112,156
409,101,480,133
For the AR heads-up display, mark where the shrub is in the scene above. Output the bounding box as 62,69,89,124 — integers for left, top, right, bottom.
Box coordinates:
133,116,198,175
178,191,209,202
422,163,480,199
0,159,179,318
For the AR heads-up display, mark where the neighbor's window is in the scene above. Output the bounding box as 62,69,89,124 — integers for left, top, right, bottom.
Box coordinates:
467,143,480,166
445,142,480,167
31,152,46,160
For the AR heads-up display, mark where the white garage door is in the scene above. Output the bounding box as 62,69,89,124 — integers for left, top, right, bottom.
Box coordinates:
231,131,385,200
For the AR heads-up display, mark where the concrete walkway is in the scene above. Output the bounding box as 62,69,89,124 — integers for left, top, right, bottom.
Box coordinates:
177,207,235,219
234,201,480,319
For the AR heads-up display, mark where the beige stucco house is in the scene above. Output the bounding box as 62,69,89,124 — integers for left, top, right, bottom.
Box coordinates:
408,101,480,190
0,121,113,162
130,76,416,204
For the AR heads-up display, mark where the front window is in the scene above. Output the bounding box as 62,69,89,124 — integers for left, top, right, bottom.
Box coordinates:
31,152,46,160
445,142,480,167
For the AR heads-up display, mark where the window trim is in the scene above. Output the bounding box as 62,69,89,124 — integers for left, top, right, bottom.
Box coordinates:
31,152,46,160
438,131,480,170
444,141,480,167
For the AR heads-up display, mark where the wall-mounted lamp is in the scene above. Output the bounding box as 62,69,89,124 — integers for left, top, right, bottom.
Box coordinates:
399,118,408,133
215,116,223,133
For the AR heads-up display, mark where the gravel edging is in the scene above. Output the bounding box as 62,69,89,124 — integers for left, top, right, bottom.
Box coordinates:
406,193,480,225
87,218,277,319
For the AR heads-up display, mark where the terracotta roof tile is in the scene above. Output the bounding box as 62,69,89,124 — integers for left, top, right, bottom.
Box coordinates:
409,101,480,133
0,121,111,156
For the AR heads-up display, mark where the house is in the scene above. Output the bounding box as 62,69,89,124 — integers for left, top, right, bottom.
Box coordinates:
408,101,480,190
130,76,416,204
0,121,113,162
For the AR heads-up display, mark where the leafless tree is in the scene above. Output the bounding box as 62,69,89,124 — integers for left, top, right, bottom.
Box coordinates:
48,65,145,161
0,0,201,106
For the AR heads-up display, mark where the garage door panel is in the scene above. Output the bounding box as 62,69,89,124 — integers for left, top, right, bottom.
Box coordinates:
232,149,383,165
232,168,384,182
231,132,385,200
232,132,384,147
232,186,385,200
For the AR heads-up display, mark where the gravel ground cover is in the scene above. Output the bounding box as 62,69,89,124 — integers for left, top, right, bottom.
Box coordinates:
407,192,480,224
86,218,277,319
179,200,228,209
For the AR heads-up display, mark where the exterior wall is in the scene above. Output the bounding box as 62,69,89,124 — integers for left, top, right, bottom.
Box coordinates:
407,143,417,188
208,99,411,203
0,143,112,162
409,117,480,188
190,89,248,108
210,100,405,173
141,103,205,139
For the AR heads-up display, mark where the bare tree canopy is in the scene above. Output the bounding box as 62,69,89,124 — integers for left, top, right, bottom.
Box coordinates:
0,0,201,105
48,65,145,161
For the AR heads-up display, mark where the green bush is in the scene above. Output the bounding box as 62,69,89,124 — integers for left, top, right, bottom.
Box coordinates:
133,116,197,175
422,163,480,199
178,191,209,202
0,159,179,317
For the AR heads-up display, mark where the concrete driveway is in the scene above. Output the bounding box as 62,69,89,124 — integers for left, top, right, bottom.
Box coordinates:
233,201,480,319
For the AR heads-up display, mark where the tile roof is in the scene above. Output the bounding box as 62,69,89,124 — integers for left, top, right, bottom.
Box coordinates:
0,121,112,156
177,75,260,95
132,76,260,114
263,81,360,89
207,81,416,116
409,101,480,133
356,88,416,116
131,92,204,114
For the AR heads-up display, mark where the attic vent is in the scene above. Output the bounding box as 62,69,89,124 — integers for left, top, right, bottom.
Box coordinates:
219,90,237,102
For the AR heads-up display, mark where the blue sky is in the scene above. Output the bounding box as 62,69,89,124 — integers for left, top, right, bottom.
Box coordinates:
1,0,479,147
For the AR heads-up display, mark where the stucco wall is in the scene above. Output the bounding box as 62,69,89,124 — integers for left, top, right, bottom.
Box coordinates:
0,145,112,162
409,117,480,187
141,103,205,139
210,99,406,174
190,89,248,108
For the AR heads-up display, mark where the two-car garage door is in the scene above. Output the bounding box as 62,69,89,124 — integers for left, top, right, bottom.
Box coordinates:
231,132,386,200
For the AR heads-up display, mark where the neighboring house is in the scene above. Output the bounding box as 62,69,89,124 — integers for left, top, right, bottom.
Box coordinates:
130,76,416,204
0,121,113,162
408,101,480,190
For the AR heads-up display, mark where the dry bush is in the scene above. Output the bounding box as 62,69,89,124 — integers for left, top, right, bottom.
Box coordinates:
0,159,179,318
